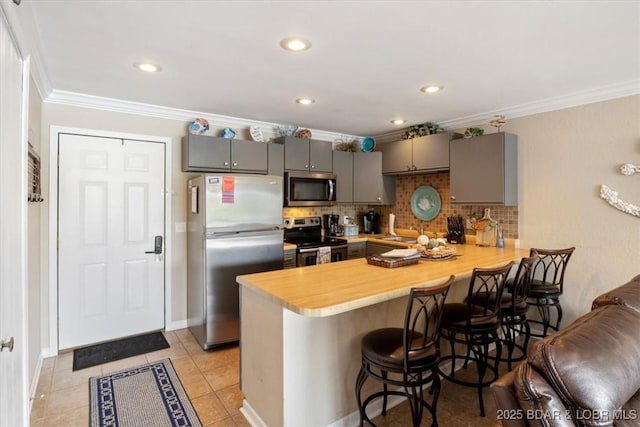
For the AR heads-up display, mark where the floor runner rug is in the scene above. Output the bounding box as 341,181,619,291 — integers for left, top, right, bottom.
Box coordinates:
89,358,202,427
73,331,170,371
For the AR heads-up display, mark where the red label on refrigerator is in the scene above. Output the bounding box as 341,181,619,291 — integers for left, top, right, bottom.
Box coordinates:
222,176,235,203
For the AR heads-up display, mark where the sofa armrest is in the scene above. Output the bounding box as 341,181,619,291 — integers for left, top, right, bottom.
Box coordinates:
492,370,527,427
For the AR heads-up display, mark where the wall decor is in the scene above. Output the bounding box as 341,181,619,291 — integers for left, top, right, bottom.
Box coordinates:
489,114,506,131
600,163,640,217
28,143,44,202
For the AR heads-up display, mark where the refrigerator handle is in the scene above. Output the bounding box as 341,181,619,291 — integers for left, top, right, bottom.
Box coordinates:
206,226,282,238
328,179,334,201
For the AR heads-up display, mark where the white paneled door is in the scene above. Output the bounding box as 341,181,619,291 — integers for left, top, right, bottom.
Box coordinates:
0,10,29,427
58,134,166,350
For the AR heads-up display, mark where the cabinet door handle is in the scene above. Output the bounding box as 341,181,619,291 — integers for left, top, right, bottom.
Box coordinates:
232,162,238,167
377,196,382,201
451,196,456,200
224,161,229,166
311,165,316,169
406,165,411,171
305,164,309,169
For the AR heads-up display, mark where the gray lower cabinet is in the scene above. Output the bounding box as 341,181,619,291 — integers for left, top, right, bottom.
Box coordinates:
274,136,333,172
182,135,268,173
283,247,296,269
365,241,398,257
332,151,354,203
449,132,518,205
380,132,456,174
347,242,366,259
353,152,395,204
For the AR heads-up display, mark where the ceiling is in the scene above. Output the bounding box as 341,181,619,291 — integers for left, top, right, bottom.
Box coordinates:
19,1,640,138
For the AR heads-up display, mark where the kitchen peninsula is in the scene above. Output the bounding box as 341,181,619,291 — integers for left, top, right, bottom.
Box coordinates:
237,244,528,427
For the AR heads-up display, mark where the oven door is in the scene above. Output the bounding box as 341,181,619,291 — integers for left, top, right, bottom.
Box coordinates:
297,245,348,267
285,172,336,207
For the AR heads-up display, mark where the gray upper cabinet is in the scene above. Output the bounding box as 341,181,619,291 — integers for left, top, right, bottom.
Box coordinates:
182,135,268,173
332,151,354,203
353,152,395,205
449,132,518,205
274,136,333,172
268,143,284,176
380,132,457,174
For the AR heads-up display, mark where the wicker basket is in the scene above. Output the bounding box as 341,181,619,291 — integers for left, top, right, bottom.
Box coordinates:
366,256,420,268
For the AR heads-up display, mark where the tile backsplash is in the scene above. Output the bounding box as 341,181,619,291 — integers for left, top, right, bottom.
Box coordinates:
283,172,519,239
378,173,519,239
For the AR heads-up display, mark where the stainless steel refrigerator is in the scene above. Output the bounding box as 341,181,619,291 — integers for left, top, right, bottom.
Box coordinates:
187,174,283,349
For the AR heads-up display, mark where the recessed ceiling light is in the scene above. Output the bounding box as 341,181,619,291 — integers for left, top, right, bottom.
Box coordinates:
296,97,315,105
390,119,406,125
420,85,443,94
280,37,311,52
134,62,162,73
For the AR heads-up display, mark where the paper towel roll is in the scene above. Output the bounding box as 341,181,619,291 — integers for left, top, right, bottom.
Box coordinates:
389,213,397,236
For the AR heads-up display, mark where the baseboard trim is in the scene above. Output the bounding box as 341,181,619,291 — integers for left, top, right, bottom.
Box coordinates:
165,319,188,331
240,399,269,427
28,351,45,413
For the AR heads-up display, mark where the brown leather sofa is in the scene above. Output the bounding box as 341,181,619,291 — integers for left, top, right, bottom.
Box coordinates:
492,276,640,427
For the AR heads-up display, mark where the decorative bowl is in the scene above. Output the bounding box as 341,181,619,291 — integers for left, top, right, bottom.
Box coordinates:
360,137,376,152
188,118,209,135
295,128,312,139
249,126,264,142
220,127,237,139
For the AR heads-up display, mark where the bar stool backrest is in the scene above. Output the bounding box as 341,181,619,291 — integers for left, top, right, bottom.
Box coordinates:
529,247,576,293
403,275,454,371
467,263,514,323
511,254,538,303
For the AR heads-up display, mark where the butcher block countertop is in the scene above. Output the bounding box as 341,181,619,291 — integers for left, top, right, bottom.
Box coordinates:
237,244,528,317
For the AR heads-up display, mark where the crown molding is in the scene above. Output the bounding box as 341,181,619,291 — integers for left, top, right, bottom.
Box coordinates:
1,0,53,99
44,77,639,145
45,90,362,143
374,79,640,144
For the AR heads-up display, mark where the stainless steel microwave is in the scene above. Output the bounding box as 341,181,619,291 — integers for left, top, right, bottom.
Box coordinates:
284,172,336,207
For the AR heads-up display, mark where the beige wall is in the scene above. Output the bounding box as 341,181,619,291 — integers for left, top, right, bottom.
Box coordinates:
506,95,639,324
37,94,639,348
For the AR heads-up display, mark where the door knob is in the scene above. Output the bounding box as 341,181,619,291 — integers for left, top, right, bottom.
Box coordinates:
1,337,14,352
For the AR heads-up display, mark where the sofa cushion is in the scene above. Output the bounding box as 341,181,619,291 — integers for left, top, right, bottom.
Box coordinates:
527,305,640,426
592,274,640,313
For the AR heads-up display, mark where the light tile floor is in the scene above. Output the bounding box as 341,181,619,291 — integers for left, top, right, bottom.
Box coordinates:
31,327,512,427
30,329,249,427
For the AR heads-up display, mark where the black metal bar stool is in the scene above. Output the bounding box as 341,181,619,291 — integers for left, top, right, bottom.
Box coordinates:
527,247,575,337
437,263,513,417
499,254,536,371
355,275,455,427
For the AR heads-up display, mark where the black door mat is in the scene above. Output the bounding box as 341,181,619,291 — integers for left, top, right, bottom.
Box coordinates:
73,331,170,371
